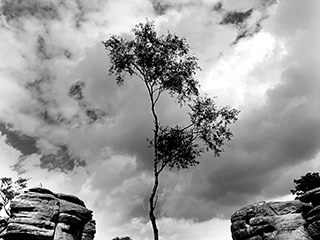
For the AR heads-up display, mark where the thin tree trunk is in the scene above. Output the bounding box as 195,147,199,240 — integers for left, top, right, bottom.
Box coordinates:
144,78,161,240
149,172,159,240
147,83,161,240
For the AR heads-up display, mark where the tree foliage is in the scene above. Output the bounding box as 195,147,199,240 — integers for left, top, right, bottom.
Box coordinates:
104,21,200,104
0,177,29,216
102,20,239,240
290,172,320,197
111,237,132,240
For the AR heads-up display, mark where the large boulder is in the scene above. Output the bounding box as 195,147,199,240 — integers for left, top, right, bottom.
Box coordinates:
0,187,96,240
300,187,320,238
230,200,313,240
231,188,320,240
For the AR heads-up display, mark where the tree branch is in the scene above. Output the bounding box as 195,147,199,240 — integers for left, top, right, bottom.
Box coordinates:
3,204,10,217
157,159,168,175
181,123,195,132
153,88,162,105
132,62,146,83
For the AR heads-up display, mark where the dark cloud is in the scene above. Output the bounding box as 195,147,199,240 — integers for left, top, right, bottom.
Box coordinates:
74,0,87,28
72,42,194,172
151,1,171,15
39,144,86,172
0,121,39,156
34,34,76,62
1,0,60,22
25,69,73,126
111,122,154,171
37,35,50,60
150,0,223,16
72,0,106,29
220,8,253,26
187,54,320,219
219,0,277,44
105,84,195,172
212,2,223,12
68,81,107,124
0,0,104,29
125,0,320,223
0,120,86,173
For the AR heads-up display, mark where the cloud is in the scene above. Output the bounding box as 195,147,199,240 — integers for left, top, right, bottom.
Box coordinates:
154,0,320,221
219,0,277,44
0,121,38,156
1,0,60,21
1,0,320,240
0,0,113,173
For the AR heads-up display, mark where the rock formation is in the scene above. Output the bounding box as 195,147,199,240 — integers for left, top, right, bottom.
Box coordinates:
300,187,320,239
0,187,96,240
230,187,320,240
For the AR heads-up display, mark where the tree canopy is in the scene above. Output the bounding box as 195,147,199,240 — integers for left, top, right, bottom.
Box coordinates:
102,20,239,240
291,172,320,197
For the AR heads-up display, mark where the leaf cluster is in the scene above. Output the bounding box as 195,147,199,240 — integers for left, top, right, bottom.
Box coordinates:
189,96,239,155
102,20,200,104
148,96,239,172
149,125,201,172
103,20,240,173
290,172,320,197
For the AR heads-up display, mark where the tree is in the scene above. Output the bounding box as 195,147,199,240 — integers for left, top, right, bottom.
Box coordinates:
111,237,132,240
0,177,29,217
290,172,320,197
102,20,240,240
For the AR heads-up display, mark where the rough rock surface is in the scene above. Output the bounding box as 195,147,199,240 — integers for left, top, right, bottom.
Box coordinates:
230,200,312,240
300,187,320,239
231,188,320,240
0,187,96,240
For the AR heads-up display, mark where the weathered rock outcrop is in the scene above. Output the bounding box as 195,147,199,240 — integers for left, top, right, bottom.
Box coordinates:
0,187,96,240
230,187,320,240
300,187,320,239
230,200,312,240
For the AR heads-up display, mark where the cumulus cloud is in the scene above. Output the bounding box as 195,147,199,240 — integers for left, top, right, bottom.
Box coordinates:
1,0,320,240
153,0,320,221
219,0,277,44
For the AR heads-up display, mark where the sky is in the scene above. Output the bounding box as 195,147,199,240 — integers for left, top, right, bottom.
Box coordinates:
0,0,319,239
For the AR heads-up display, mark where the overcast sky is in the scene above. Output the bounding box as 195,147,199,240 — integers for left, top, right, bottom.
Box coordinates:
0,0,320,239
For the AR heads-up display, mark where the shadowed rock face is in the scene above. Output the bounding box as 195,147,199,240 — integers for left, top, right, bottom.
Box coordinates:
230,187,320,240
0,187,96,240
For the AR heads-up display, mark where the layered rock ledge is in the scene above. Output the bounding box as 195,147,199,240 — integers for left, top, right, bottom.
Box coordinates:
300,187,320,239
0,187,96,240
230,187,320,240
230,200,312,240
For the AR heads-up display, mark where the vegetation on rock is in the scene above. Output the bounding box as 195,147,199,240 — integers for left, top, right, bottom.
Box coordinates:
111,237,132,240
291,172,320,197
0,177,29,216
